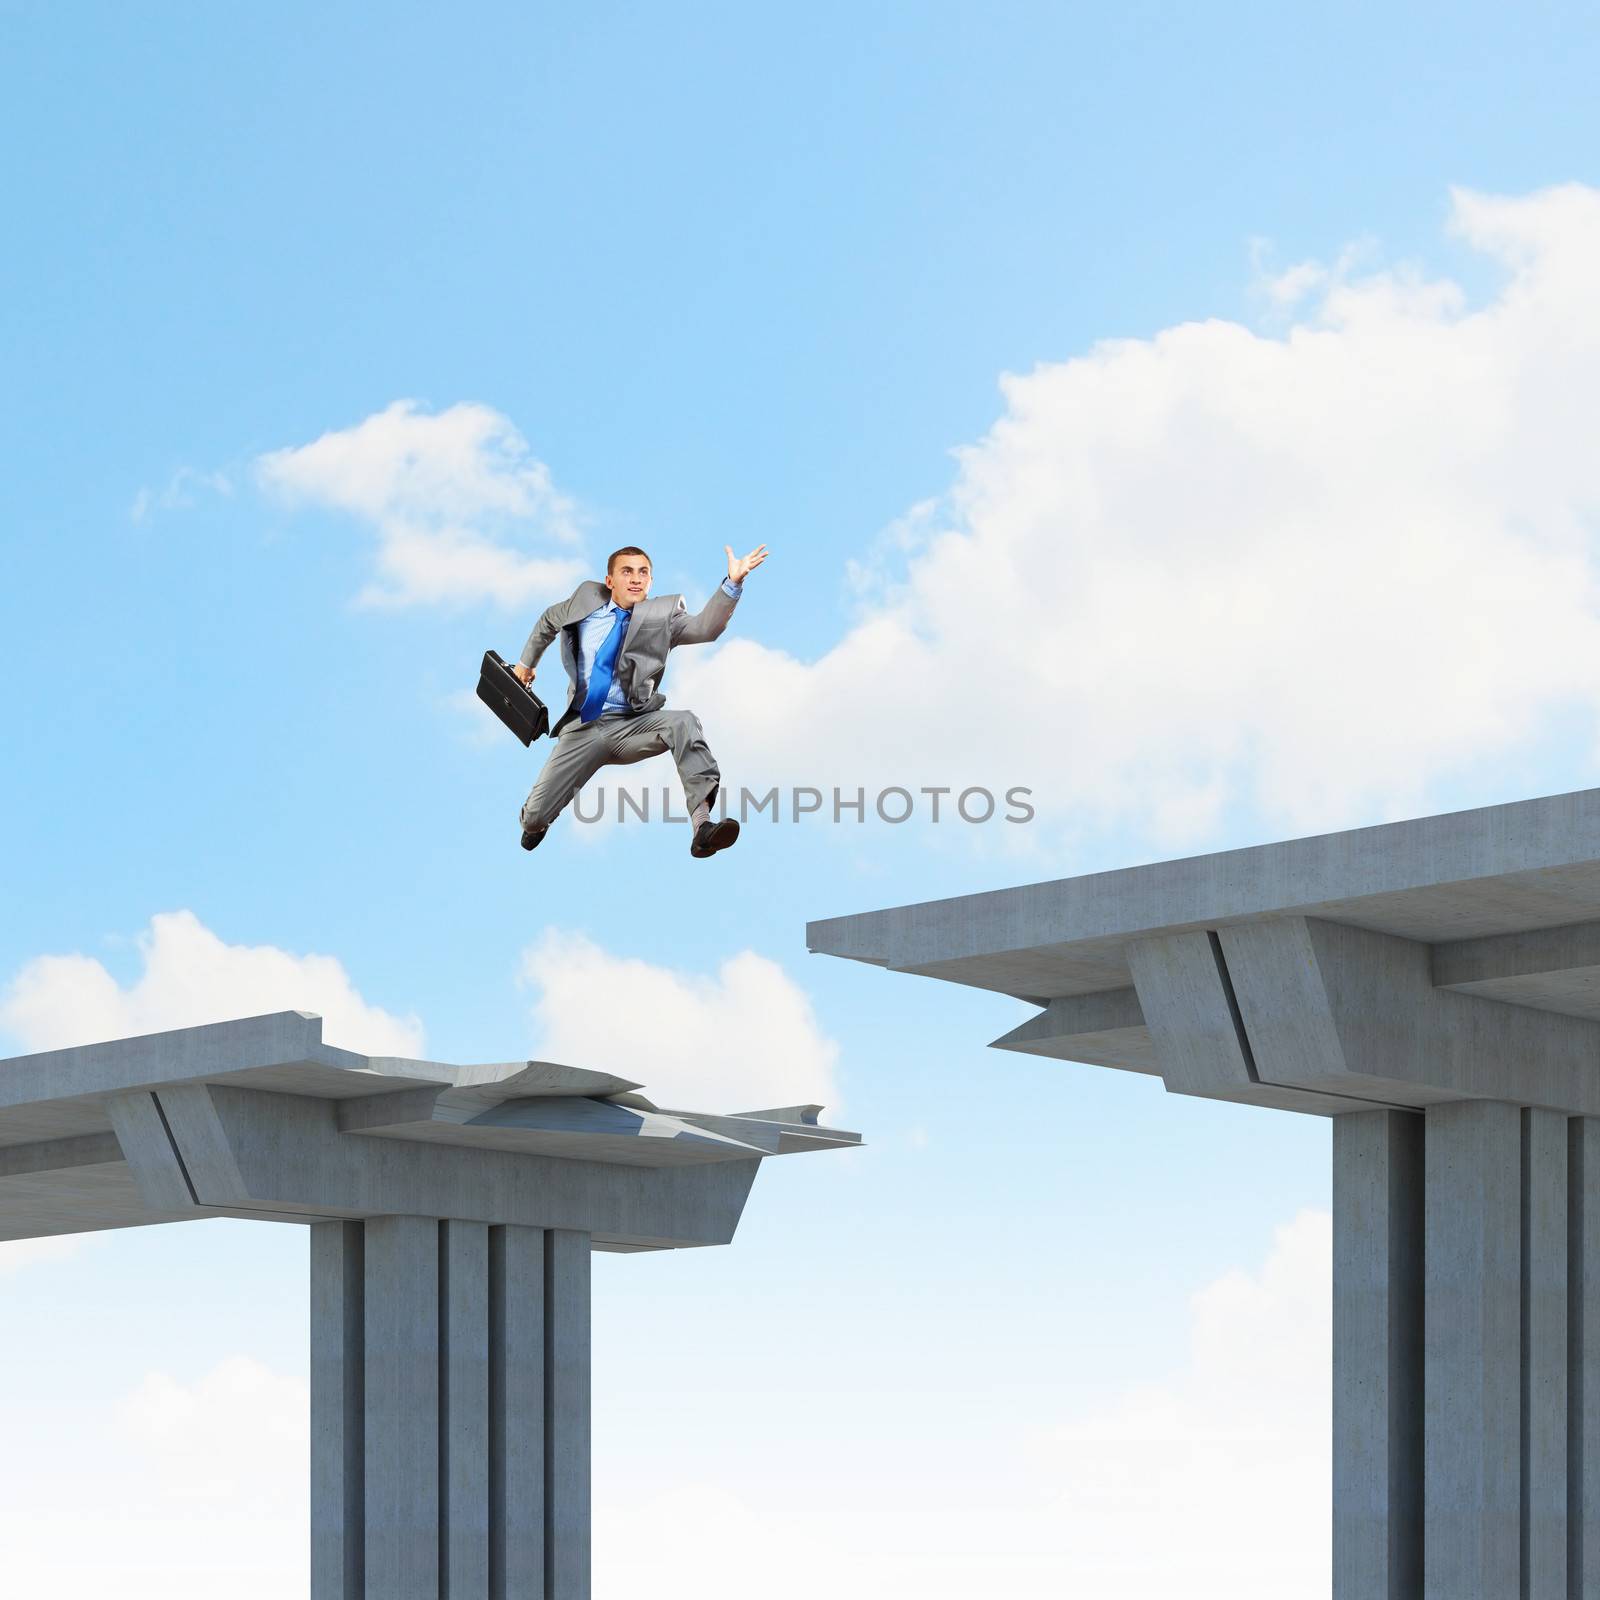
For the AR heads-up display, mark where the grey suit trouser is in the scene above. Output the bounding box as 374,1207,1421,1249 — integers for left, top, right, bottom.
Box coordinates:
519,707,720,832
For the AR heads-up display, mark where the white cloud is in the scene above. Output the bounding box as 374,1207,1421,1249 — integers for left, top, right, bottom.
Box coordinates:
594,1211,1331,1600
0,1356,309,1600
0,909,424,1057
0,1215,1329,1600
115,1355,309,1508
520,931,842,1116
674,183,1600,845
1035,1208,1330,1598
0,1235,91,1275
130,466,233,523
255,398,587,609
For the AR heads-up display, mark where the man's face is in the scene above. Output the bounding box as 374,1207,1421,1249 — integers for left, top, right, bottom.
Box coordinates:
606,557,651,608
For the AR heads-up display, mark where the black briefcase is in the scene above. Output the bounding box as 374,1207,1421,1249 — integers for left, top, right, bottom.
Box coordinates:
476,650,550,746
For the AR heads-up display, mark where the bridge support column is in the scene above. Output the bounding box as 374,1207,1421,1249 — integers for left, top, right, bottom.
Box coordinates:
1333,1103,1597,1600
1333,1108,1422,1600
310,1216,591,1600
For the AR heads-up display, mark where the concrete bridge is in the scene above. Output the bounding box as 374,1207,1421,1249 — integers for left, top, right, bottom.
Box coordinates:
0,1009,857,1598
809,783,1600,1600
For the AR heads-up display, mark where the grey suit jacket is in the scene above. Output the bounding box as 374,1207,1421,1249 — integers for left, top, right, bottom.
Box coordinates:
519,579,740,736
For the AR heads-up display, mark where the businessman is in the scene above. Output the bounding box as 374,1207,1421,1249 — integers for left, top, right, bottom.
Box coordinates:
511,543,767,857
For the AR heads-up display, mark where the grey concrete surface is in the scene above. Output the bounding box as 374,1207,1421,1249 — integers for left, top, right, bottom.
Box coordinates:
1424,1100,1521,1599
363,1214,442,1595
807,783,1600,1596
546,1228,592,1599
442,1218,492,1597
310,1220,365,1596
495,1223,549,1597
807,783,1600,999
1,1013,859,1599
1572,1120,1600,1592
1332,1109,1421,1600
309,1215,590,1600
1526,1108,1569,1598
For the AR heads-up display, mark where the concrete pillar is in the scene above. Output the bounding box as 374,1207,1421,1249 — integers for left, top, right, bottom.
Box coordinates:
546,1228,592,1598
443,1219,491,1595
311,1221,365,1598
1571,1117,1600,1591
311,1217,592,1600
364,1215,442,1593
1332,1108,1422,1600
1425,1099,1522,1599
1523,1108,1567,1598
1330,1102,1600,1598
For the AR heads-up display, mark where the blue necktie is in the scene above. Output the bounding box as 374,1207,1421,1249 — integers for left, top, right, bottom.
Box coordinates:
579,608,629,723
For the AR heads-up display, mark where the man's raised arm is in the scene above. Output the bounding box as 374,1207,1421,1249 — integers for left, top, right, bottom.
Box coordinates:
670,543,768,647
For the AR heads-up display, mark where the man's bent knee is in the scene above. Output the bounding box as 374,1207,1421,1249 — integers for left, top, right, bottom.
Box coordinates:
521,777,570,831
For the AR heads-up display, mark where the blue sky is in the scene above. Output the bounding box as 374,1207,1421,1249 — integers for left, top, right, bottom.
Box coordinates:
5,4,1600,1594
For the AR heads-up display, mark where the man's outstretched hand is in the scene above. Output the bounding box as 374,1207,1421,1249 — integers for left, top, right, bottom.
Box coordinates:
726,544,768,585
512,662,534,685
